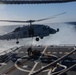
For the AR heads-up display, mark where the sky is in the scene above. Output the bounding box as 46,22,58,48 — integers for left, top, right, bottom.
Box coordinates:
0,2,76,52
0,2,76,26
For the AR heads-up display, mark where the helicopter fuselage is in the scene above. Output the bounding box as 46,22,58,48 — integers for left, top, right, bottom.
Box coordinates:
0,24,59,43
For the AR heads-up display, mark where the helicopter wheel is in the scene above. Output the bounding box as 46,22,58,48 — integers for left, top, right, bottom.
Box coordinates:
40,36,43,39
36,37,39,41
16,40,19,44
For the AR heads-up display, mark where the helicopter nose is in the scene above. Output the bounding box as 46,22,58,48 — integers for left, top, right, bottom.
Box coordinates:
57,28,59,32
49,28,57,34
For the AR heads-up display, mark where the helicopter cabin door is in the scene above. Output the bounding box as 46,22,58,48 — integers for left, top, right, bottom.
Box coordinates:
28,28,34,37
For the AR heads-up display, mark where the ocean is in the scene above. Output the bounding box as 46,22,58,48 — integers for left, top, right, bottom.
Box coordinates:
0,23,76,53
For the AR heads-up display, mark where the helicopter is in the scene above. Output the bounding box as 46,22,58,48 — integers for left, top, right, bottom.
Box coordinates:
0,12,66,44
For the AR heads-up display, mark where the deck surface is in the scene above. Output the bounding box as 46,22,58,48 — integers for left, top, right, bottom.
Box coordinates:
0,46,76,75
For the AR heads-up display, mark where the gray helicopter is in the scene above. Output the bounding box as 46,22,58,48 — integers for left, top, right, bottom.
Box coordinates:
0,12,66,44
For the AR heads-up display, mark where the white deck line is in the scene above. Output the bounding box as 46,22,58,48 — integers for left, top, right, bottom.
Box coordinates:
28,46,48,75
48,69,52,75
14,46,48,74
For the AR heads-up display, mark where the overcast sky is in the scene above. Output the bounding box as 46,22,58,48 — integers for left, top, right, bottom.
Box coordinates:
0,2,76,26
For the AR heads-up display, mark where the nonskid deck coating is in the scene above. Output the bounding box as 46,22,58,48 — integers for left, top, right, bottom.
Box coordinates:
0,45,76,75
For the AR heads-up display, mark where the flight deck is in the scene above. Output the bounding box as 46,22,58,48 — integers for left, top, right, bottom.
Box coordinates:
0,45,76,75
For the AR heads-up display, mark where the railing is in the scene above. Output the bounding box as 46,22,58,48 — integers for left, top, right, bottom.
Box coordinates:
0,46,20,62
0,46,18,55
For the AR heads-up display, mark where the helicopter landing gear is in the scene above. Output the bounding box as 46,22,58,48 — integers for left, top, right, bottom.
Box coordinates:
40,36,43,39
35,37,39,41
35,36,44,41
16,40,19,44
16,39,19,44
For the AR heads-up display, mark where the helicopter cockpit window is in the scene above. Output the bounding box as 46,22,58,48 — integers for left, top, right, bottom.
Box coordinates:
42,26,48,30
13,27,20,32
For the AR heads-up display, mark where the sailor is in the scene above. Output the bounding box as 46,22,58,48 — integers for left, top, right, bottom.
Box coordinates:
27,47,32,56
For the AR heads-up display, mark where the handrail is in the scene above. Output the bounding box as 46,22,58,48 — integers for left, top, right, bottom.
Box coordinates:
0,46,19,63
0,46,18,55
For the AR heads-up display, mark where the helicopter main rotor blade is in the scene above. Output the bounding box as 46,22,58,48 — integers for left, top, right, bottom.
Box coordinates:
35,12,66,22
0,20,35,23
0,12,66,23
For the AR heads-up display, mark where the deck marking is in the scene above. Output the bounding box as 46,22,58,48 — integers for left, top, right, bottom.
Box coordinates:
28,46,48,75
48,68,52,75
15,61,30,72
15,46,48,74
